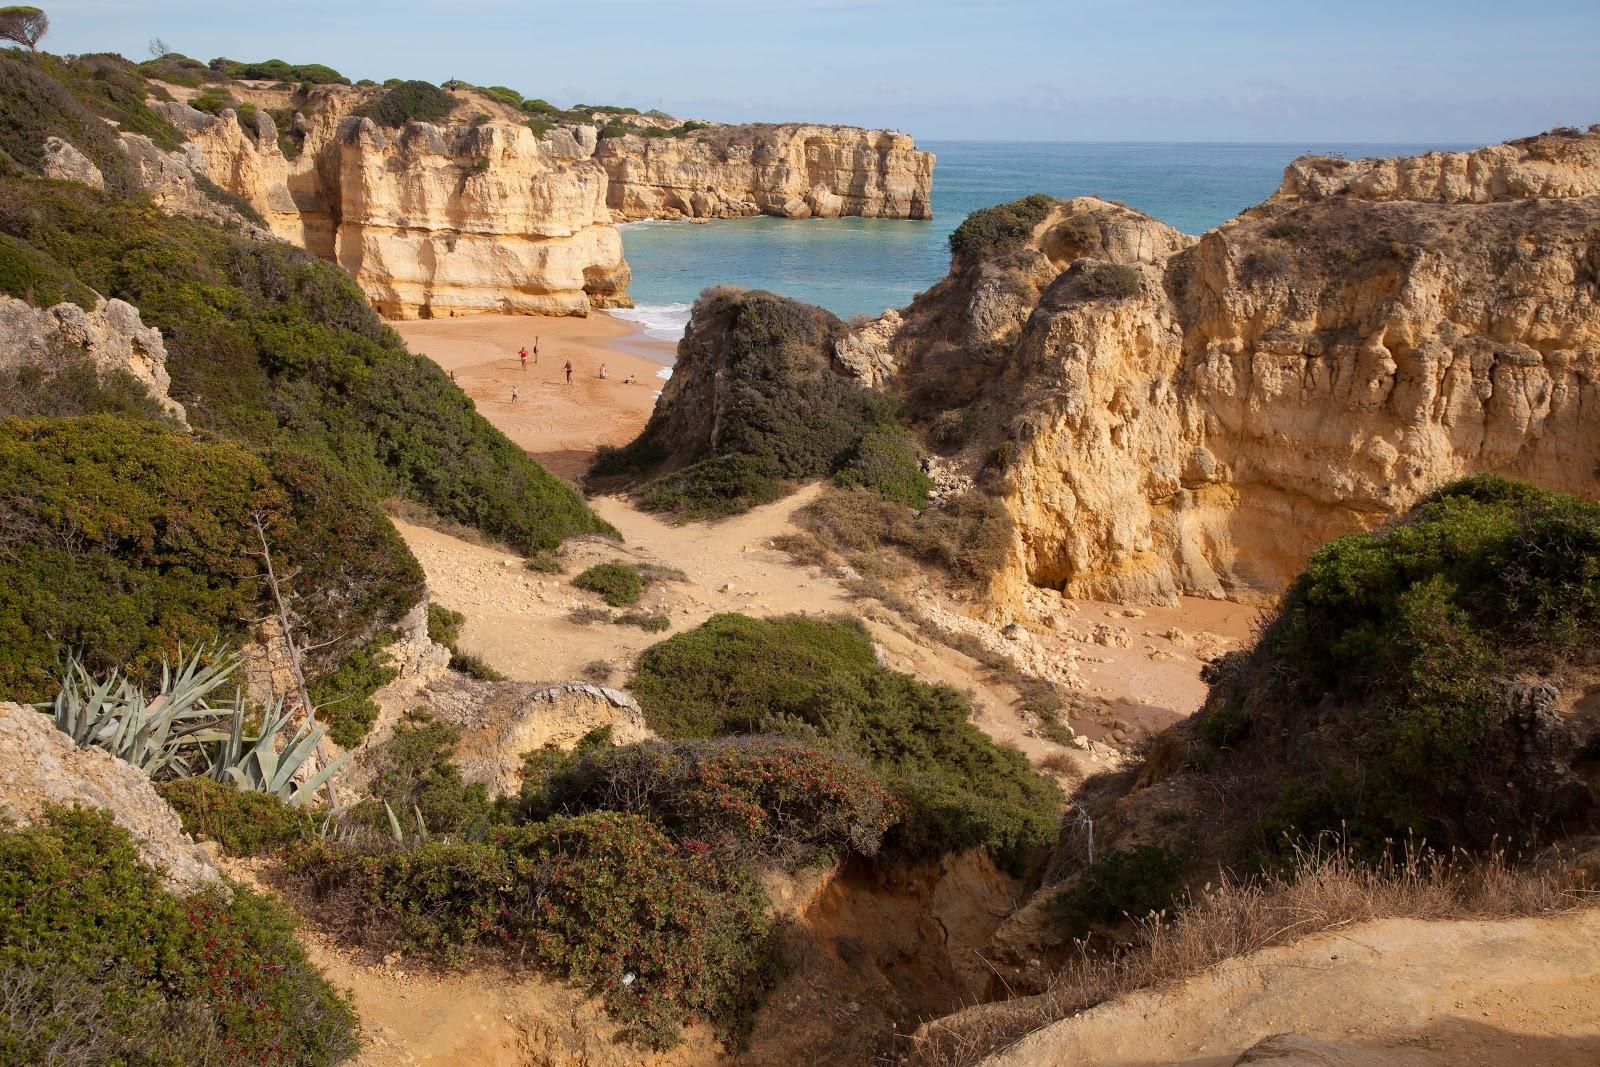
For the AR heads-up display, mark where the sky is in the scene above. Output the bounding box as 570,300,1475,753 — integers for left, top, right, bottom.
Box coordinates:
41,0,1600,143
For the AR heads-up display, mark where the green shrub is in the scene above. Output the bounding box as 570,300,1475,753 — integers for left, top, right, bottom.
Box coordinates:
208,57,349,85
1200,474,1600,851
573,562,647,606
293,811,774,1048
157,776,318,855
139,51,229,88
948,194,1056,259
0,52,144,191
306,631,398,747
188,88,239,116
353,80,457,126
1047,844,1188,938
638,452,788,519
835,423,933,507
0,417,424,702
352,710,495,838
526,735,899,865
0,807,359,1065
477,84,523,108
427,602,465,647
632,614,1062,871
0,178,615,554
0,231,96,308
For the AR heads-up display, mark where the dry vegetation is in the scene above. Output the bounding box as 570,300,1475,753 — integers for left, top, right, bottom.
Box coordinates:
904,841,1593,1066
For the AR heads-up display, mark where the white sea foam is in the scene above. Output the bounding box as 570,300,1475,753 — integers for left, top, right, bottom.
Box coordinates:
655,366,672,380
610,302,692,341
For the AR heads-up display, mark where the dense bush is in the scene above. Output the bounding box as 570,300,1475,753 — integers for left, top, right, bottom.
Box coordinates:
632,613,1061,871
0,807,359,1065
209,57,349,85
525,735,899,865
1047,844,1188,938
1197,474,1600,851
573,562,648,606
593,289,927,518
353,80,457,126
351,709,495,838
948,194,1056,259
138,51,229,88
158,776,318,856
305,631,398,747
294,812,775,1047
0,230,95,307
0,179,615,553
0,416,424,702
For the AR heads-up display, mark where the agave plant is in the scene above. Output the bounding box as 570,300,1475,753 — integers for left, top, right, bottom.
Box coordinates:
44,646,238,778
42,647,346,806
209,695,347,807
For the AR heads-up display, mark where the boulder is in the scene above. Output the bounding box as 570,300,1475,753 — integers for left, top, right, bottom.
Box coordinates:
0,702,222,895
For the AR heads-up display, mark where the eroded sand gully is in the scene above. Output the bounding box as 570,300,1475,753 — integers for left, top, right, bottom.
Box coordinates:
391,314,1255,780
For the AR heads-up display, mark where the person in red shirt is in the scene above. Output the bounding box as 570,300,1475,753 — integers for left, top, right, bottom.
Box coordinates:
518,346,528,369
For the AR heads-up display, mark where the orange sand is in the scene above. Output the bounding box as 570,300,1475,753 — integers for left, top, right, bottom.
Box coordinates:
392,312,673,479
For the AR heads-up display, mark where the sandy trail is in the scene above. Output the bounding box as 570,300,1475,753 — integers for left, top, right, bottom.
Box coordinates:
392,315,1254,775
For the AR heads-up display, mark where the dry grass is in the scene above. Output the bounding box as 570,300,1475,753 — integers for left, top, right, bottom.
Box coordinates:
904,842,1592,1066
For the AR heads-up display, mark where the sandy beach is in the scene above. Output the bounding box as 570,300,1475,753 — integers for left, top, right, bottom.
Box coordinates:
393,312,675,479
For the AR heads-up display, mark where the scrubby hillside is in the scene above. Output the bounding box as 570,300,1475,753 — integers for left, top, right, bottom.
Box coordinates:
0,417,423,706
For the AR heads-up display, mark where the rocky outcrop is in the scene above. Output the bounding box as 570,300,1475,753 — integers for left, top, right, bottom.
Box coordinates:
961,910,1600,1067
889,130,1600,607
41,135,104,189
596,124,934,221
163,94,629,319
1278,125,1600,203
154,81,932,318
0,294,188,424
0,702,222,894
420,675,651,796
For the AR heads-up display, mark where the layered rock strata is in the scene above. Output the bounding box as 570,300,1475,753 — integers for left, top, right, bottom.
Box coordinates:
596,124,934,221
881,129,1600,606
154,84,933,318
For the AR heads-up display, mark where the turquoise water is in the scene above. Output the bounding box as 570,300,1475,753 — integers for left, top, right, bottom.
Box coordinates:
614,140,1470,338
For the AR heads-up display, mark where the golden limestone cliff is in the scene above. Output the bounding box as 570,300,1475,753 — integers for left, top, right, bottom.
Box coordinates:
160,89,628,318
154,84,932,318
596,124,934,220
879,129,1600,608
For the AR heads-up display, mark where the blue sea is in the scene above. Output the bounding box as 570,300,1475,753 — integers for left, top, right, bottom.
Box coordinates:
612,140,1470,340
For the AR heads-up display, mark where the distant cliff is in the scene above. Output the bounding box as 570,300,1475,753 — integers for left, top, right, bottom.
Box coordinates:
597,124,933,221
871,128,1600,608
155,82,933,319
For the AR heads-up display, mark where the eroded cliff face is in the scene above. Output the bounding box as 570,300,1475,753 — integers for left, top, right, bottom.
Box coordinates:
886,129,1600,607
158,83,932,318
597,124,934,221
162,90,629,318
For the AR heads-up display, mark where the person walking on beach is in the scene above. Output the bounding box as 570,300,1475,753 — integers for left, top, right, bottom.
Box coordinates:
518,346,528,370
598,363,609,381
563,360,573,384
511,386,518,402
533,336,540,363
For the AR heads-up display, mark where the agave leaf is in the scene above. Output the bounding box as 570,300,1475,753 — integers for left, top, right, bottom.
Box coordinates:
383,800,404,843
